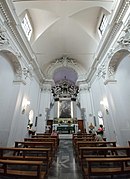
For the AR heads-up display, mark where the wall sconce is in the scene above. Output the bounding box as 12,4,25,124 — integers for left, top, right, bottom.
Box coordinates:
100,97,109,114
22,98,30,114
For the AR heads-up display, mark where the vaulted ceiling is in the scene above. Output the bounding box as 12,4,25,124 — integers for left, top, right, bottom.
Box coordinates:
12,0,119,84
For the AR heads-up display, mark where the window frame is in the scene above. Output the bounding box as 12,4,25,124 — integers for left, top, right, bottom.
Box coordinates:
98,14,108,36
21,13,33,41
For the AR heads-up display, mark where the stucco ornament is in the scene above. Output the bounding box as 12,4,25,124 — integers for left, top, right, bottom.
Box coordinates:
46,56,85,81
97,64,106,79
117,21,130,46
0,27,9,46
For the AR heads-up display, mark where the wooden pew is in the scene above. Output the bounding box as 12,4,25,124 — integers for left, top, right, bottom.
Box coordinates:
24,137,58,149
83,157,130,179
75,141,116,161
0,159,45,179
36,133,51,135
32,134,59,145
79,146,130,170
73,133,106,143
73,137,95,148
73,133,93,142
15,141,55,157
80,146,130,158
76,140,116,149
73,133,92,139
34,133,58,138
0,147,51,177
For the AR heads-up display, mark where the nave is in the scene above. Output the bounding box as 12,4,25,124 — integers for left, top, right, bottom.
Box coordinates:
47,138,130,179
1,132,130,179
47,138,83,179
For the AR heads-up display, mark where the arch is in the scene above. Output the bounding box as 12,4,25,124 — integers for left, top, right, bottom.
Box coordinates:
53,67,78,84
107,48,130,80
0,50,22,80
45,56,86,82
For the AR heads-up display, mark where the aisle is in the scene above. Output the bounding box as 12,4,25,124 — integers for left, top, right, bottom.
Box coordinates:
47,139,130,179
47,139,83,179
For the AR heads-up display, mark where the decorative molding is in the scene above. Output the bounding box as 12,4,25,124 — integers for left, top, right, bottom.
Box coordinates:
104,79,117,85
79,84,91,92
22,64,34,79
107,49,129,79
1,50,23,81
40,84,52,93
101,18,130,83
42,87,51,93
51,78,79,99
96,64,106,79
0,0,45,84
115,0,130,24
0,0,130,85
46,56,86,81
0,27,9,46
13,79,26,85
107,48,115,60
22,67,30,79
87,0,130,83
117,20,130,46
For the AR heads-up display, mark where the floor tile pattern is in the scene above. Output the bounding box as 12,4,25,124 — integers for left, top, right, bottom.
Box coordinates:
47,139,83,179
1,139,130,178
47,139,130,179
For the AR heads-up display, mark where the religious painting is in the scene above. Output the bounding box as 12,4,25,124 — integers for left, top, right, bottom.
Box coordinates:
59,100,71,118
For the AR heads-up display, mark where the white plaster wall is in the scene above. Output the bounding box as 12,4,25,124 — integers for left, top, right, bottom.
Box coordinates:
54,101,58,118
79,88,94,131
76,104,82,119
90,78,104,130
7,83,27,145
49,104,54,120
7,75,42,145
86,91,96,129
90,76,117,141
73,101,77,119
0,54,19,146
28,79,41,128
107,55,130,145
36,88,51,132
88,54,130,145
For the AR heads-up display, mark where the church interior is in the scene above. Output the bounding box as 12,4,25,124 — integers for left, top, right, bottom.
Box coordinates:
0,0,130,178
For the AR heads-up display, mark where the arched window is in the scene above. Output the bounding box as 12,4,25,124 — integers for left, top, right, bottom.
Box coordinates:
21,13,32,41
99,14,108,36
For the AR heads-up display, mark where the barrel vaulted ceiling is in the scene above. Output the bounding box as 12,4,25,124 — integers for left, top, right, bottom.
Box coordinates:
12,0,119,84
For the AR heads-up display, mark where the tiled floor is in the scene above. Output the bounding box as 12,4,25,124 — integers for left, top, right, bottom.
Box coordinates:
1,139,130,178
47,139,130,179
47,139,83,179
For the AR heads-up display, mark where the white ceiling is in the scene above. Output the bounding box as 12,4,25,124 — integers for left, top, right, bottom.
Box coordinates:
13,0,117,83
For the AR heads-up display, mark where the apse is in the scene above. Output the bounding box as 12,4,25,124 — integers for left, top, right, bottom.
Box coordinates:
53,67,78,85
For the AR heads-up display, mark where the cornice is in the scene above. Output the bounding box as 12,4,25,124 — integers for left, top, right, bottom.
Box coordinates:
104,79,117,85
0,0,45,84
13,79,26,85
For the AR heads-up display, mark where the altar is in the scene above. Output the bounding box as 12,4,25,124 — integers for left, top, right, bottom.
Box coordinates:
52,118,78,134
57,125,75,134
